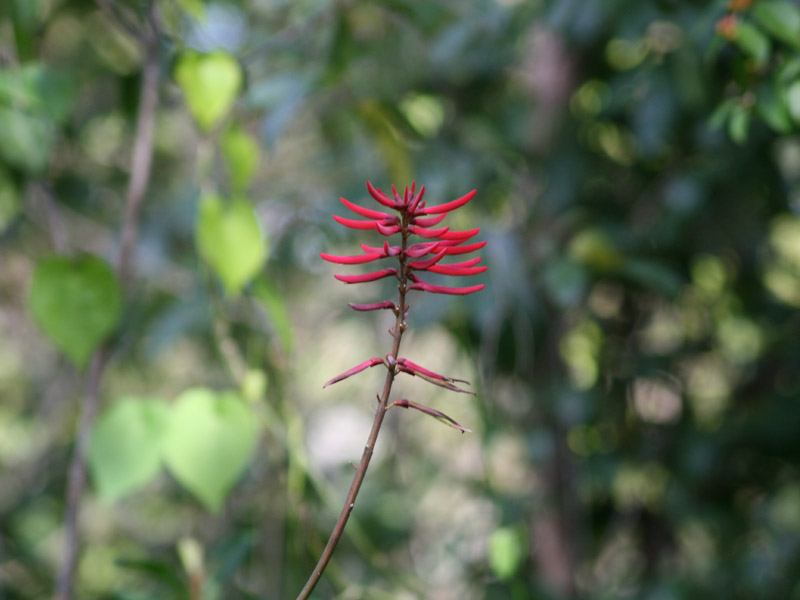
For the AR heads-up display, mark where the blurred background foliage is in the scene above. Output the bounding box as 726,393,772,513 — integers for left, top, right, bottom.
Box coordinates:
2,0,800,598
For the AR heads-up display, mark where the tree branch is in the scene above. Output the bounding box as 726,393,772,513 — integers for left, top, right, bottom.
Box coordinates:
54,3,161,598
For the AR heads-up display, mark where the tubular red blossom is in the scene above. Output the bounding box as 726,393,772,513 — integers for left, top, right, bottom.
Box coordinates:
367,181,399,209
375,223,401,236
335,268,398,284
405,242,440,257
412,213,447,228
320,251,383,265
395,358,475,394
391,184,403,204
396,358,470,383
409,280,486,295
426,264,488,276
391,398,470,433
339,197,389,220
408,225,450,238
409,184,426,213
333,215,382,230
435,228,480,242
420,189,476,215
408,250,447,270
361,243,401,257
348,301,396,311
437,241,488,255
323,357,385,387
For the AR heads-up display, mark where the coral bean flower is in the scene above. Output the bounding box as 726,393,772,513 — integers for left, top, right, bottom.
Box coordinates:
300,181,485,600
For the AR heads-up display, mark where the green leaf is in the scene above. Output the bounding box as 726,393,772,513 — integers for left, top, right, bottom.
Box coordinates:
89,398,170,502
253,277,293,352
162,388,258,512
786,80,800,123
222,124,260,191
28,255,122,367
175,50,242,132
734,22,771,68
0,106,54,173
728,104,751,144
757,82,793,133
752,1,800,49
196,194,267,295
708,97,737,130
488,527,524,580
0,63,77,122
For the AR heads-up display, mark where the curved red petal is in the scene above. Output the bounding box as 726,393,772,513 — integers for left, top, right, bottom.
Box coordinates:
339,197,388,220
324,357,385,388
405,242,440,257
435,228,480,241
320,251,383,264
335,268,398,284
367,181,399,209
409,225,449,238
333,215,380,230
348,301,397,311
438,241,487,255
361,243,401,257
376,223,401,236
409,280,486,295
408,250,447,270
409,184,426,213
426,265,488,276
421,189,476,215
412,213,447,227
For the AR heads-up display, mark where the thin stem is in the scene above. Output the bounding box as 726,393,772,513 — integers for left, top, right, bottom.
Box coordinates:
296,218,412,600
54,4,160,598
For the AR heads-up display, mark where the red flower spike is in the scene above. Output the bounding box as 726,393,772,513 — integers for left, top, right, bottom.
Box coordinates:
408,225,450,238
348,301,396,312
367,181,399,209
413,213,447,228
421,189,477,215
335,268,398,284
323,357,386,388
409,280,486,295
339,197,389,220
321,251,383,265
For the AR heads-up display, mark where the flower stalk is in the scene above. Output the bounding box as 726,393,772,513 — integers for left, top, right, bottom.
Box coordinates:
296,181,485,599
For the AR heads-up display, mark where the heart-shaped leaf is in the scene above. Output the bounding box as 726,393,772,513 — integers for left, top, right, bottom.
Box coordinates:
89,398,170,502
162,388,258,512
28,255,122,367
175,51,242,132
196,194,267,295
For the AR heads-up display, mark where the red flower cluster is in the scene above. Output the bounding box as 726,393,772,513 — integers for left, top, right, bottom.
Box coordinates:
320,181,487,296
319,181,486,395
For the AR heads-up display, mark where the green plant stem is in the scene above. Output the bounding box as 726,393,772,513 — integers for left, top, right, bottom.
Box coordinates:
296,219,411,600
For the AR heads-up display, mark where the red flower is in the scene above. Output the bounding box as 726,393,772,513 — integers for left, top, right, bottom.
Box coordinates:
320,181,486,394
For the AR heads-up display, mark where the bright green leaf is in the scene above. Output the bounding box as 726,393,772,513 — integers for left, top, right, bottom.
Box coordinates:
0,106,54,173
757,82,793,133
222,124,260,191
752,1,800,50
488,527,524,580
28,255,122,367
175,51,242,132
734,22,771,68
162,388,258,512
89,398,170,502
196,194,267,295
